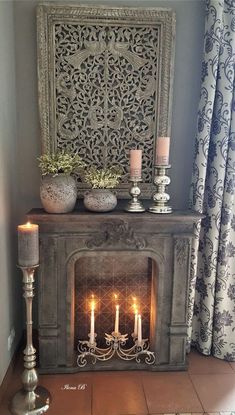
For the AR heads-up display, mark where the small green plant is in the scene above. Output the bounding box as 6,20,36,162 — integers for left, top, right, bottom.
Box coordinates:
38,151,86,177
82,166,122,189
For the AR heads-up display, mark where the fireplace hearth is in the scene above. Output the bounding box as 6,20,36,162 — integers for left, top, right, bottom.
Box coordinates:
28,203,201,373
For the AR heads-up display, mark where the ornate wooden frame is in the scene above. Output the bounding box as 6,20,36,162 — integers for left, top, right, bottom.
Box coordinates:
37,3,175,197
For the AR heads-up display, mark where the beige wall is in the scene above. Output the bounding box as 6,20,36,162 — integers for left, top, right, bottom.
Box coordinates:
0,0,205,384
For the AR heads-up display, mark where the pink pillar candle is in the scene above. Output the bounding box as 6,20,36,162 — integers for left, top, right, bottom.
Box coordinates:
130,149,142,178
156,137,170,165
18,222,39,267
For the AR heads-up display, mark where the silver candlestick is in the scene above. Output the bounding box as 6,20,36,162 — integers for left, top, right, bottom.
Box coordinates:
148,165,172,214
125,177,145,212
10,266,51,415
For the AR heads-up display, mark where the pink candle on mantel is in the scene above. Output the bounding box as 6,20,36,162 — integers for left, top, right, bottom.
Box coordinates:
130,149,142,178
156,137,170,165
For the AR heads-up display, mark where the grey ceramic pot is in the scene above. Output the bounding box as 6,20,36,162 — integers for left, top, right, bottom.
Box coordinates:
83,189,117,212
40,174,77,213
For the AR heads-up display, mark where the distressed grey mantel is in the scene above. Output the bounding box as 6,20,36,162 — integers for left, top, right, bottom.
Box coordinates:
27,204,202,373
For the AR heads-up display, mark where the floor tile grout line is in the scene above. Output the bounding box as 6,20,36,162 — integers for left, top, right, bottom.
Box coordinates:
228,361,235,372
91,376,93,415
188,372,205,413
139,372,150,415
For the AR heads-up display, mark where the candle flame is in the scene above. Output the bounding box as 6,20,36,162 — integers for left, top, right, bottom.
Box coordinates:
133,303,138,314
26,222,31,228
114,293,118,300
90,294,95,311
132,296,138,314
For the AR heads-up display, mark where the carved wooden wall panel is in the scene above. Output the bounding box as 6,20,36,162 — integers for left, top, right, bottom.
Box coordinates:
37,4,175,197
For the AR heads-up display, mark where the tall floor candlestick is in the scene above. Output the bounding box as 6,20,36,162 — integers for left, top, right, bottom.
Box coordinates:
10,266,51,415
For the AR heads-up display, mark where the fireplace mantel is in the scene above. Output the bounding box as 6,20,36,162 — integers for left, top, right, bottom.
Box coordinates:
28,203,202,373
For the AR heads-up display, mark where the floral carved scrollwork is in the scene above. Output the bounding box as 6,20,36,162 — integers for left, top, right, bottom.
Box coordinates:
37,4,175,196
86,221,146,250
55,26,158,186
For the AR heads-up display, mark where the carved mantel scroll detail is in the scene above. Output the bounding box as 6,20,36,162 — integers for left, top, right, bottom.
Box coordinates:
86,221,146,250
174,238,189,266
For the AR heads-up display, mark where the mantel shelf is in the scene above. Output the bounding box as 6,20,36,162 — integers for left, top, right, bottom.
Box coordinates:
28,201,203,225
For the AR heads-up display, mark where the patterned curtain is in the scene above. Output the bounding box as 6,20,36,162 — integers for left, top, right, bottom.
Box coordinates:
188,0,235,360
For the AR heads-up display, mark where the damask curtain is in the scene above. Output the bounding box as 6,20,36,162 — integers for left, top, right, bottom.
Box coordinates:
188,0,235,360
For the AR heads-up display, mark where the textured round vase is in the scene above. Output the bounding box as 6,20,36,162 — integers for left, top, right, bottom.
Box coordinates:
83,189,117,212
40,174,77,213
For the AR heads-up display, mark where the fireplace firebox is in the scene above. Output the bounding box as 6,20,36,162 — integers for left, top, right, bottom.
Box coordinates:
75,255,152,349
28,204,201,372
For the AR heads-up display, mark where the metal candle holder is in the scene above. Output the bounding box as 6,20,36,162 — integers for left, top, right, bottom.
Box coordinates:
10,266,51,415
148,164,172,214
77,331,155,367
125,177,145,212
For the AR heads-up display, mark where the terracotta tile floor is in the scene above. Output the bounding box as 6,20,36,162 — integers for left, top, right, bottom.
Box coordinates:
0,349,235,415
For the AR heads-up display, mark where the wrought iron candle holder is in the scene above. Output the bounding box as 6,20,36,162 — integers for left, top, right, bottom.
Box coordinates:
148,164,172,214
10,266,51,415
125,177,145,213
77,331,155,367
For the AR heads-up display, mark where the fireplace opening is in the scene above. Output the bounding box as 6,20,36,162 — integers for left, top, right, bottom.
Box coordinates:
74,254,157,359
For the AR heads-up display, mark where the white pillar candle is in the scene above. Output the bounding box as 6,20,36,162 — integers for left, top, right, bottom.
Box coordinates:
134,311,138,337
90,300,95,344
156,137,170,165
18,222,39,267
137,314,142,344
114,304,120,334
130,149,142,178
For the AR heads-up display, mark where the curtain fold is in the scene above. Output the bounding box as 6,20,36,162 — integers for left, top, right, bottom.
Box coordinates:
188,0,235,360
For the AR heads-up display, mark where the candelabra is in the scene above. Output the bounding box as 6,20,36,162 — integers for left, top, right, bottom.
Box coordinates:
10,266,51,415
125,177,145,212
77,331,155,367
148,165,172,214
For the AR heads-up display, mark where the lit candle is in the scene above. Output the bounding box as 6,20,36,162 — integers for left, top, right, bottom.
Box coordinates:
18,222,39,267
156,137,170,165
134,307,138,337
130,149,142,178
114,304,120,334
137,314,142,345
132,297,138,337
90,297,95,345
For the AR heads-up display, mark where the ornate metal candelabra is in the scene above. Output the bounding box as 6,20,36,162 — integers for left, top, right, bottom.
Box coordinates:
10,266,51,415
148,165,172,214
125,177,145,213
77,331,155,367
